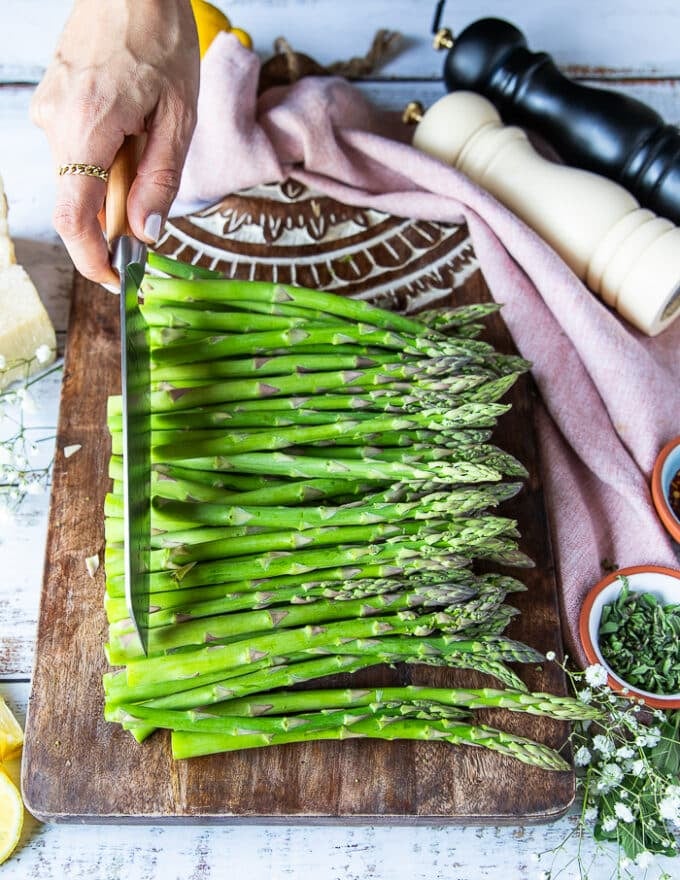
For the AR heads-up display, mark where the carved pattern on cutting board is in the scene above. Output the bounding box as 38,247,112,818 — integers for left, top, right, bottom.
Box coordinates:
160,180,479,312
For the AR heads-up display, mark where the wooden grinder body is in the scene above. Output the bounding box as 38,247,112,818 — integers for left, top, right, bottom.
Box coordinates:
412,90,680,335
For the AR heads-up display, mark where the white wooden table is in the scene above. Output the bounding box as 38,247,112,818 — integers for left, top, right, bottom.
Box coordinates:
1,2,678,877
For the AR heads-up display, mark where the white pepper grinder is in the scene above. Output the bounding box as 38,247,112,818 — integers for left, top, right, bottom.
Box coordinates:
404,91,680,336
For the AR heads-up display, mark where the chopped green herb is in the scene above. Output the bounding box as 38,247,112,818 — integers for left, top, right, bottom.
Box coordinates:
598,575,680,695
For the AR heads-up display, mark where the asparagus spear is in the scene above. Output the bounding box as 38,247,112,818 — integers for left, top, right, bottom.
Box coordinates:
163,450,504,483
148,351,413,382
142,276,447,338
145,494,507,531
122,608,484,688
105,513,519,576
168,718,570,771
107,583,484,663
105,546,472,597
146,250,224,280
129,684,600,725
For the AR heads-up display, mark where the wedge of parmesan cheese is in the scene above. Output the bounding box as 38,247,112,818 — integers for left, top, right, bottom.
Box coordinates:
0,173,57,390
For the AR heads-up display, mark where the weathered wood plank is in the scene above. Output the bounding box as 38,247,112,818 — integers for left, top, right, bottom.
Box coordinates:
0,669,674,880
6,678,678,880
3,0,680,84
0,365,62,678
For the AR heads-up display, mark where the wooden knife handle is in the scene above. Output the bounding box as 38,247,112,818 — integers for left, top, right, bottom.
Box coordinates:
106,135,143,242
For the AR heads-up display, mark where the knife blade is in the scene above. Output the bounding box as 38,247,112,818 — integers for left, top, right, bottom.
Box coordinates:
107,137,150,655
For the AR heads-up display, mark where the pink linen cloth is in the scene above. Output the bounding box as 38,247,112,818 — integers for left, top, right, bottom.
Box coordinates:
177,33,680,665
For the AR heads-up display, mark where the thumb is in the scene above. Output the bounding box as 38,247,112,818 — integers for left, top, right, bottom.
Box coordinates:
127,105,195,243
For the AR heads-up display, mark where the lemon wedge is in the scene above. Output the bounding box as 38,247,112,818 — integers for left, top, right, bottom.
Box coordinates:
190,0,232,58
0,768,23,865
0,697,23,762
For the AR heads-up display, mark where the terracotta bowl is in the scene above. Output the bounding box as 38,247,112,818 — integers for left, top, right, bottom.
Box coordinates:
579,564,680,708
652,435,680,543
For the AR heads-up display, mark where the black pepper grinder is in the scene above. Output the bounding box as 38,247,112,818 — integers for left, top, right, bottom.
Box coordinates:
433,17,680,225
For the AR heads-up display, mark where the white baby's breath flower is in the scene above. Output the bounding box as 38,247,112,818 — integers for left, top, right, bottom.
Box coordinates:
595,762,624,793
34,344,52,364
616,745,634,759
614,802,635,823
577,688,592,704
601,816,618,832
545,650,556,661
592,734,615,756
659,799,675,821
659,787,680,825
583,806,598,824
645,727,661,747
630,759,645,776
584,663,608,688
574,745,592,766
19,389,36,414
636,729,661,748
635,851,654,869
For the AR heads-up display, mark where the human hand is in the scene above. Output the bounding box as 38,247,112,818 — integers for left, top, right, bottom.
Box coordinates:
31,0,200,285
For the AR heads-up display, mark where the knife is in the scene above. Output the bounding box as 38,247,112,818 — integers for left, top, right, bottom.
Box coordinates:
107,136,151,655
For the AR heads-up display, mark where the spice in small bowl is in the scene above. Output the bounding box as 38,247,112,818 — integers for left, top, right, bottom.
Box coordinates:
579,565,680,708
651,435,680,543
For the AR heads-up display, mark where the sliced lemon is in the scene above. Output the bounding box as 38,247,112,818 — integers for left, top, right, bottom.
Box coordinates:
0,698,23,762
0,768,23,865
190,0,232,58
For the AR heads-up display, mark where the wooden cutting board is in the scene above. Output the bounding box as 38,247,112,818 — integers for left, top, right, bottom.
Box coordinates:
22,182,574,823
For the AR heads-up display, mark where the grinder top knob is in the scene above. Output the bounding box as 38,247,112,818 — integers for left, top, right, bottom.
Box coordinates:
437,16,680,225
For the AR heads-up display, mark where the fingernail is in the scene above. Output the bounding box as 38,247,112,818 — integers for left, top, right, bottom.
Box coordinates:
144,213,163,243
102,282,119,294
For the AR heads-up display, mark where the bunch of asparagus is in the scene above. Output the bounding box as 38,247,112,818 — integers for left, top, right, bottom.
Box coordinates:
103,254,597,766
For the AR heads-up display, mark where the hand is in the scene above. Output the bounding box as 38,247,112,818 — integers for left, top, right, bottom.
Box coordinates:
31,0,200,285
